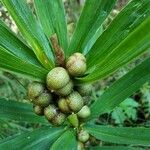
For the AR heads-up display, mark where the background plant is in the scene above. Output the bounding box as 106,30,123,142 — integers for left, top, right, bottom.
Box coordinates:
0,0,150,149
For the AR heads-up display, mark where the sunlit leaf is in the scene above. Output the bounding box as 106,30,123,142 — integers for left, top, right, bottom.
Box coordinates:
0,19,41,66
85,124,150,146
78,16,150,83
2,0,55,69
34,0,68,51
0,46,48,81
87,0,150,68
67,0,116,56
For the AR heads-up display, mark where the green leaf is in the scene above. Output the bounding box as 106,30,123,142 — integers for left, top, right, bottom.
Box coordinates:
80,17,150,83
0,19,41,66
89,58,150,119
2,0,54,69
0,46,48,81
67,0,117,56
0,97,48,124
34,0,68,51
51,130,77,150
0,126,65,149
111,107,126,124
89,146,143,150
87,0,150,69
85,124,150,146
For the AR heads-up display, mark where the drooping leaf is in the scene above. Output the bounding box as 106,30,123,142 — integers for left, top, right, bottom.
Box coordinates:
0,19,41,66
89,58,150,119
0,46,48,81
0,97,48,124
67,0,117,56
51,130,77,150
34,0,68,51
85,124,150,146
89,146,143,150
2,0,54,69
78,16,150,83
87,0,150,69
0,126,65,150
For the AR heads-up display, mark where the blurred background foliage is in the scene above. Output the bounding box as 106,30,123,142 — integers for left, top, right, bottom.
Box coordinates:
0,0,149,147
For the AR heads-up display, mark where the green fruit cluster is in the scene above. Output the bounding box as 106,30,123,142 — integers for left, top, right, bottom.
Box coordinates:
27,53,92,126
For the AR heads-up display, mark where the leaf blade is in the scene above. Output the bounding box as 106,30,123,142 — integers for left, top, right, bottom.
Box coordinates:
0,98,48,124
0,126,65,150
0,19,41,66
85,124,150,146
0,46,48,81
89,58,150,119
89,146,143,150
67,0,117,56
79,16,150,83
87,0,150,68
2,0,54,69
34,0,68,51
51,130,77,150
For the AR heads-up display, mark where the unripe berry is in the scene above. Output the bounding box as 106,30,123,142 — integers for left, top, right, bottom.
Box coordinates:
44,105,58,121
33,91,52,107
77,105,91,119
27,82,44,99
58,98,70,113
33,105,44,116
47,67,70,90
78,130,90,143
77,141,84,150
77,84,93,96
56,80,73,96
67,91,84,112
51,112,66,126
66,53,86,77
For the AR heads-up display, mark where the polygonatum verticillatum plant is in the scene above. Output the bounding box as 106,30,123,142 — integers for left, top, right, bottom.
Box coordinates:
0,0,150,149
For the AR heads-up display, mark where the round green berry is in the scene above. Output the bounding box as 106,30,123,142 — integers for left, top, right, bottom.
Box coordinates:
33,91,52,107
56,80,73,96
51,112,66,126
33,105,44,116
67,91,84,112
66,53,86,77
44,105,58,121
78,130,90,143
27,82,44,99
47,67,70,90
58,98,70,113
77,84,93,96
77,105,91,119
77,141,84,150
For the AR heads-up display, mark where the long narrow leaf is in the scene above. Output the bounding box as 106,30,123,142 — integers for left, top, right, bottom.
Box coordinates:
79,16,150,83
89,58,150,119
51,130,77,150
86,0,150,71
0,126,65,149
90,146,143,150
85,124,150,146
67,0,117,56
0,98,48,124
87,0,150,68
0,46,48,81
2,0,54,69
34,0,68,51
0,19,41,66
